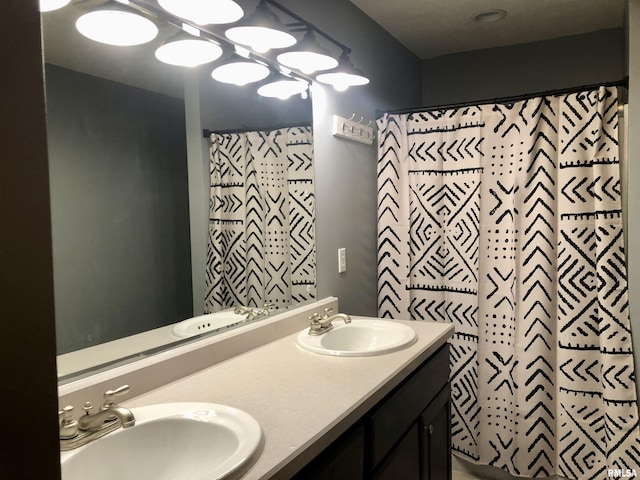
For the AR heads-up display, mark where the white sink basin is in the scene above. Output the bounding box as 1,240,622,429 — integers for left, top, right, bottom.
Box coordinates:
61,403,263,480
172,310,247,338
296,319,417,356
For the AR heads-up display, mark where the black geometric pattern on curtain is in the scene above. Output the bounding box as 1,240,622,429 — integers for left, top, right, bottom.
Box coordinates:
205,126,316,312
377,87,640,479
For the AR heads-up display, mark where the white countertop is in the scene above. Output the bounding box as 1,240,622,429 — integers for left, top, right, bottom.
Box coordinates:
125,317,454,480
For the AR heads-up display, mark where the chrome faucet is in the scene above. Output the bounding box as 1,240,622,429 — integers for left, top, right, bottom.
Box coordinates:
256,303,275,316
308,308,352,335
59,385,135,451
234,305,255,318
234,303,275,321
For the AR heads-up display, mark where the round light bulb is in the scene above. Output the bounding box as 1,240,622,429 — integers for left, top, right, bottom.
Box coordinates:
316,72,370,91
225,26,296,53
277,51,338,75
155,39,223,67
76,10,158,46
211,62,271,86
39,0,71,12
257,80,308,100
158,0,243,25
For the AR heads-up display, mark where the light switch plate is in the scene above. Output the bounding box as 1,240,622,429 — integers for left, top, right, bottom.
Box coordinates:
338,248,347,273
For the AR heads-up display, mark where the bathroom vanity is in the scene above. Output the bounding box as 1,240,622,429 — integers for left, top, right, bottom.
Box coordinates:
58,299,454,480
292,344,451,480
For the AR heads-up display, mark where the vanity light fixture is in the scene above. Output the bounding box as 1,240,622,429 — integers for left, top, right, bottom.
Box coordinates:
257,79,308,100
39,0,71,12
225,0,297,53
158,0,244,25
211,61,271,86
276,29,338,75
76,3,158,46
155,33,224,68
234,45,252,59
316,51,370,92
70,0,370,96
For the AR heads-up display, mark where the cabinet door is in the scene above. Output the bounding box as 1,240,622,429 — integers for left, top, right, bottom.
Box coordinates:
419,383,451,480
369,345,450,469
291,423,364,480
373,423,421,480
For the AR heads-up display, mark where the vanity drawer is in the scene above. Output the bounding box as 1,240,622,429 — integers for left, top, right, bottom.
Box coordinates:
368,344,449,469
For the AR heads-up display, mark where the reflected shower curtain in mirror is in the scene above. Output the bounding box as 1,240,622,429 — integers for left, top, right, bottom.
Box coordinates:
377,87,640,479
205,126,316,312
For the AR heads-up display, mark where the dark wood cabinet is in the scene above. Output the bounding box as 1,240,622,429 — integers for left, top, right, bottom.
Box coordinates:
291,422,365,480
293,344,452,480
372,423,421,480
420,383,452,480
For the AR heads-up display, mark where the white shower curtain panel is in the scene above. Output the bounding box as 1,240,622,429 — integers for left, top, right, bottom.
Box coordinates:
205,126,316,312
377,87,640,479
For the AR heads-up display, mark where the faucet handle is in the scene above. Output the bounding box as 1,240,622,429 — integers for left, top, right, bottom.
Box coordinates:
59,405,74,425
103,385,130,408
323,308,334,318
82,401,94,414
59,406,78,439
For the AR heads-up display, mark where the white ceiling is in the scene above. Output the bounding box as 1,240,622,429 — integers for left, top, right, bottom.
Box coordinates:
350,0,625,59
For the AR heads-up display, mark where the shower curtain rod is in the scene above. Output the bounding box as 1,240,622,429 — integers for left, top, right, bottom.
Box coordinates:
376,77,628,119
203,122,312,138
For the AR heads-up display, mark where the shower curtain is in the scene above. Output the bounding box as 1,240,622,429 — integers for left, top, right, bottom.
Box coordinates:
377,87,640,479
205,126,316,312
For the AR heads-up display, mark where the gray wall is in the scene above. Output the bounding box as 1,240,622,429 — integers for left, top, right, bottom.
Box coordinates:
45,65,193,354
422,28,625,106
279,0,423,316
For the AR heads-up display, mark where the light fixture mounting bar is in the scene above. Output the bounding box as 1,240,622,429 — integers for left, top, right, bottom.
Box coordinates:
123,0,314,83
264,0,351,54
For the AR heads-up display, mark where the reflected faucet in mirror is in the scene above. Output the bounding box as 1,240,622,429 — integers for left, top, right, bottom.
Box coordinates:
234,303,275,321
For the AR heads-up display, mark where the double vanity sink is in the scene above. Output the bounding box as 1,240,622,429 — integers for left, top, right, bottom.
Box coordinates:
59,306,452,480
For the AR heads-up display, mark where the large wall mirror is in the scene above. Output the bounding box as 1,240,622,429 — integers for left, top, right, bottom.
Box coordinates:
42,0,316,381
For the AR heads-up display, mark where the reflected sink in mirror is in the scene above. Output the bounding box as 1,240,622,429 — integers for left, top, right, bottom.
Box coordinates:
60,403,263,480
296,319,417,357
172,310,248,338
